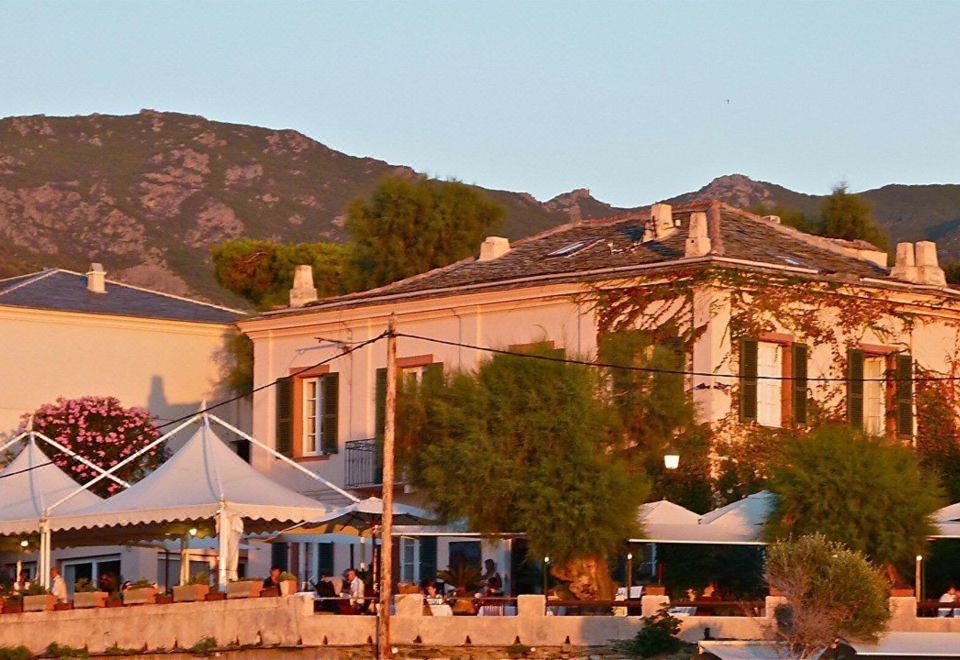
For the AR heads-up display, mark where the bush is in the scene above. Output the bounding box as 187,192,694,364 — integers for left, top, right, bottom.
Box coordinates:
617,608,683,658
74,578,98,593
187,637,218,656
24,583,48,596
187,571,210,586
128,579,154,589
0,647,31,660
44,642,90,658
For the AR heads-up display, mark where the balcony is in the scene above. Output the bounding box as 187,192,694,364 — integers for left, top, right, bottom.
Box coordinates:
345,438,382,489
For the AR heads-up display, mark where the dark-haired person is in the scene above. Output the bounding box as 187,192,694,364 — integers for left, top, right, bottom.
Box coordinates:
262,566,282,590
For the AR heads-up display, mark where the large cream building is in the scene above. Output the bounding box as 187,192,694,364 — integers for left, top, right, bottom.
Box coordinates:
241,200,960,592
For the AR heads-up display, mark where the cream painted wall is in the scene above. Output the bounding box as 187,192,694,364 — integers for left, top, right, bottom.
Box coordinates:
0,306,250,443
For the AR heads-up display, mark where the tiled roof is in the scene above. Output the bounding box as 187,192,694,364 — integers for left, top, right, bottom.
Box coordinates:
0,269,243,324
264,202,908,317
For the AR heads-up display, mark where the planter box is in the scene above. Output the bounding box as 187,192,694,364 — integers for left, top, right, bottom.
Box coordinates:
3,602,23,614
54,602,74,611
155,594,174,605
280,580,296,596
204,592,226,602
173,584,210,603
227,580,262,600
23,594,57,612
259,587,280,598
73,591,108,609
105,599,123,608
122,587,157,606
643,585,667,596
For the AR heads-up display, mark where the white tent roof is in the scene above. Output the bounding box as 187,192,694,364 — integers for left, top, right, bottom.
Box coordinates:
698,641,819,659
281,497,435,537
638,499,700,526
628,496,769,545
846,632,960,656
50,420,330,535
0,438,101,536
699,491,774,542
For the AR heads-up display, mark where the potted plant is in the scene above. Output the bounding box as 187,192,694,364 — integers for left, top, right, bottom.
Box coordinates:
155,591,174,605
23,584,57,612
227,577,262,600
3,594,23,614
122,579,157,606
204,584,226,602
278,572,297,596
438,562,482,615
173,572,211,603
73,578,108,609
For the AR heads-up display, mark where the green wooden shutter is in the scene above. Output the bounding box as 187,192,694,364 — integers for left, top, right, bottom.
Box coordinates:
739,339,759,422
375,367,387,440
424,362,444,389
848,349,865,428
419,537,438,582
321,373,339,454
275,376,293,457
792,344,808,425
316,542,335,577
896,353,914,437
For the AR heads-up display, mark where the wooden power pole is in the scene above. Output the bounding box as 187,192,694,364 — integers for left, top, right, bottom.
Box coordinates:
378,314,398,659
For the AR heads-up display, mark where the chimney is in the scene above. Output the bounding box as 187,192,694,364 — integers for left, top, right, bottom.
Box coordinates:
685,212,712,258
479,236,510,262
707,200,725,255
648,203,677,241
289,265,318,308
915,241,946,286
763,215,781,224
891,243,919,283
86,263,106,294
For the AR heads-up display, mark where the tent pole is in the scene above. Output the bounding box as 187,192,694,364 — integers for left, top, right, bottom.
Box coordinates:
46,414,201,515
207,414,360,503
180,534,191,586
0,431,30,455
217,508,229,589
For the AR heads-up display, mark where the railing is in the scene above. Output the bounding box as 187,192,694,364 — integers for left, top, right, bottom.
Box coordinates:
344,438,382,488
918,600,960,617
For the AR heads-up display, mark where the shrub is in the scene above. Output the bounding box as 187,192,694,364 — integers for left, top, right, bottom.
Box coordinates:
128,579,154,589
187,637,218,656
44,642,90,658
617,608,684,658
73,578,98,593
24,583,48,596
278,572,296,582
0,647,31,660
187,571,210,586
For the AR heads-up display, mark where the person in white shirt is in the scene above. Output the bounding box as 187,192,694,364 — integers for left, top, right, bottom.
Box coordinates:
50,567,68,603
342,568,365,612
939,584,958,617
13,570,31,594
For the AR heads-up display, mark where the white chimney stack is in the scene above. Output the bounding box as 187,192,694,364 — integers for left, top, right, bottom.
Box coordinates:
891,243,918,283
479,236,510,262
86,263,106,294
649,203,676,240
915,241,946,286
289,265,318,308
685,212,712,258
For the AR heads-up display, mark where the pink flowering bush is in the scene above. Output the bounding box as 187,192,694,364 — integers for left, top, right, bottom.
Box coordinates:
26,396,162,497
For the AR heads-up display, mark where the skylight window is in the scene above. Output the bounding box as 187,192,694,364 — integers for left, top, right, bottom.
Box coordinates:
547,239,598,258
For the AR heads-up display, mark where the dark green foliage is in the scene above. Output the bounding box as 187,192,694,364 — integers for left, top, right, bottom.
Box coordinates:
617,608,684,658
916,379,960,501
655,544,766,600
766,535,890,655
765,425,943,571
221,332,254,396
943,261,960,285
44,642,90,658
598,330,712,512
346,176,504,290
820,183,889,250
211,238,349,309
749,203,820,234
0,647,31,660
186,637,218,656
400,347,649,566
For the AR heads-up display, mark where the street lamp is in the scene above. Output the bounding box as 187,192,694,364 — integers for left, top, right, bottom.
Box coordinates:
189,527,198,537
916,555,923,600
663,448,680,470
626,552,634,599
543,556,551,595
19,539,28,548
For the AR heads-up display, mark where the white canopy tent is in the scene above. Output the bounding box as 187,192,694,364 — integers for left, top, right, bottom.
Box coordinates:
932,503,960,538
49,415,341,587
629,494,772,546
280,497,435,538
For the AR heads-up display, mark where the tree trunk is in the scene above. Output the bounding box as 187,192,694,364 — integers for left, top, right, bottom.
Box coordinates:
550,554,617,601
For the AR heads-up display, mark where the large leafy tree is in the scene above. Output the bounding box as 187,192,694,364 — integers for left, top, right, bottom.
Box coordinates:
820,183,889,250
766,534,890,659
211,239,348,309
765,425,943,577
28,396,162,497
399,347,649,599
346,176,504,290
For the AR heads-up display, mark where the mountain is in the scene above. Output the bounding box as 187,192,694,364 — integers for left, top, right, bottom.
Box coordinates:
1,111,958,304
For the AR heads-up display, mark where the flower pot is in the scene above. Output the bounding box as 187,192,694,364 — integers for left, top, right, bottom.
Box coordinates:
105,598,123,608
259,587,280,598
73,591,109,609
23,594,57,612
204,592,226,602
173,584,210,603
155,594,174,605
3,602,23,614
280,580,296,596
54,602,73,611
122,587,157,606
227,580,262,600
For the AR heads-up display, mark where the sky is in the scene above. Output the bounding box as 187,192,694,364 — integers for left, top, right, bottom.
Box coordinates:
1,1,959,207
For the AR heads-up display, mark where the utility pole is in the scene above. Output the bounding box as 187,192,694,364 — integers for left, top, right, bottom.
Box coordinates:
378,315,398,659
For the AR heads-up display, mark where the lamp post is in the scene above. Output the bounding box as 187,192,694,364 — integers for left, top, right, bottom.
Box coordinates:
626,551,634,599
663,448,680,471
916,555,923,601
543,556,550,595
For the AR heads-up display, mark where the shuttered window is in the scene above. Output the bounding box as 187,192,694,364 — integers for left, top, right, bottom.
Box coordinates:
792,344,808,425
321,373,339,454
756,342,782,427
896,353,914,437
376,362,444,438
419,537,437,582
301,373,339,455
275,377,293,457
739,339,759,423
375,368,388,440
847,349,865,428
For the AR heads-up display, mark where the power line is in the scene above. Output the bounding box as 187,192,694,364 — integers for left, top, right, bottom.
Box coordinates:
394,331,959,383
0,460,53,480
156,331,388,430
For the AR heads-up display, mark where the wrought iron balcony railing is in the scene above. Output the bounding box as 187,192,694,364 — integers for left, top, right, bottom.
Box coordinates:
344,438,383,489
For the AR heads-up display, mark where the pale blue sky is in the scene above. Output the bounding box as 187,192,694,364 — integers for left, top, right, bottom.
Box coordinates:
2,1,958,206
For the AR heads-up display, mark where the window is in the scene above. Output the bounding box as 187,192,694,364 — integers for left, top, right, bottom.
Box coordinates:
756,342,782,427
848,348,914,438
546,240,598,257
863,357,886,436
400,537,418,584
449,541,482,571
376,361,443,438
740,338,808,426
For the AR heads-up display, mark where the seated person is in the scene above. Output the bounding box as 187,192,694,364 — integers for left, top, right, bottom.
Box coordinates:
423,579,444,606
315,578,339,612
262,566,283,590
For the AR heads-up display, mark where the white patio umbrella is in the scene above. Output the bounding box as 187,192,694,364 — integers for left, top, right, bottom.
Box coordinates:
280,497,435,537
698,491,775,544
628,496,770,545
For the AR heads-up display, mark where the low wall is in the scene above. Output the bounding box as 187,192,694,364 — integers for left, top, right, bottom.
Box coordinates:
5,595,951,653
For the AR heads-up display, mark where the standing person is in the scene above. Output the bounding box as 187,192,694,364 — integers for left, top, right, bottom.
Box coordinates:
13,570,30,593
262,566,282,590
50,567,68,603
342,568,365,612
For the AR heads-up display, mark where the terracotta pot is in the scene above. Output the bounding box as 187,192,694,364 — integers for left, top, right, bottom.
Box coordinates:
227,580,262,599
173,584,210,603
73,591,108,609
644,585,667,596
23,594,57,612
204,592,226,602
3,602,23,614
105,599,123,608
155,594,174,605
54,602,73,611
280,580,296,596
259,587,280,598
122,586,157,606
